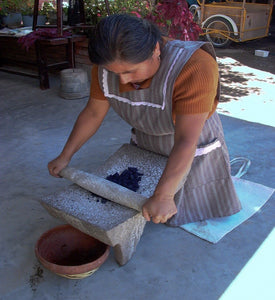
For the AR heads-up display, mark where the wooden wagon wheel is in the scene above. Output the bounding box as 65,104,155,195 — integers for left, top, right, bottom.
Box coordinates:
204,16,234,48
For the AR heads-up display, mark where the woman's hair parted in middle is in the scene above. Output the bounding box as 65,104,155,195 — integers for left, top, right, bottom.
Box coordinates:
88,14,162,65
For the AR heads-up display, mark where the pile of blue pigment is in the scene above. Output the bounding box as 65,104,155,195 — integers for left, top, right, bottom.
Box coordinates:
95,167,143,204
106,167,143,192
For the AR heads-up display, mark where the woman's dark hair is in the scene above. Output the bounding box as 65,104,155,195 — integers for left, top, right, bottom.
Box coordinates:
88,14,162,65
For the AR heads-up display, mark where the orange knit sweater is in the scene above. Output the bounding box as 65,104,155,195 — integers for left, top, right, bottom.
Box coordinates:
90,48,219,120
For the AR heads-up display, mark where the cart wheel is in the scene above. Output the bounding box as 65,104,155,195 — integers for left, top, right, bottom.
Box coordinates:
189,5,200,24
204,17,234,48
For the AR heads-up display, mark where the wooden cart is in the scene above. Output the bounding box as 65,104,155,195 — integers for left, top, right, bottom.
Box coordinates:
189,0,274,47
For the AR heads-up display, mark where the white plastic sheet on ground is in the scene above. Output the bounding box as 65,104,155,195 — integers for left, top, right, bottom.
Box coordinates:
180,177,274,243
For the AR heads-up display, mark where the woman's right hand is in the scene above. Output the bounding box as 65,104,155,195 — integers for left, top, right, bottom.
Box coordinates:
48,155,70,178
47,97,110,178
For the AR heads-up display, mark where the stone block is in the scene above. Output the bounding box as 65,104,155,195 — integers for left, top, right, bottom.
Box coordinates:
41,144,167,265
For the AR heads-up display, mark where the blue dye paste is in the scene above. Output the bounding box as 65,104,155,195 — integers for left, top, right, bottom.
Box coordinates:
96,167,143,204
106,167,143,192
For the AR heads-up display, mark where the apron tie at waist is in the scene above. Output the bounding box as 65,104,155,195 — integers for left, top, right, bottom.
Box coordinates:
131,129,222,158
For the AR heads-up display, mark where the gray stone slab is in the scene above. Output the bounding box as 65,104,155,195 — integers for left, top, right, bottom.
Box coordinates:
41,144,168,265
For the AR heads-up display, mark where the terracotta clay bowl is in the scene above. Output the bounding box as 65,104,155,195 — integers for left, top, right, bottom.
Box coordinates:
35,224,110,279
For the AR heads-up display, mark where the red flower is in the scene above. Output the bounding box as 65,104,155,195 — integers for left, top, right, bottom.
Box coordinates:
131,11,141,18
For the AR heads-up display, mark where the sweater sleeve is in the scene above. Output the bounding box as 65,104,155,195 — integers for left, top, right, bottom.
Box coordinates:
173,48,219,116
89,64,107,100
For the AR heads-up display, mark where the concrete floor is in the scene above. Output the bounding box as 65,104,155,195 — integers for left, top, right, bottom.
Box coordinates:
0,64,274,299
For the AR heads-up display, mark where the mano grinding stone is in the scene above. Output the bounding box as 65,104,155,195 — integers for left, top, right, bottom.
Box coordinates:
59,166,147,212
40,144,168,265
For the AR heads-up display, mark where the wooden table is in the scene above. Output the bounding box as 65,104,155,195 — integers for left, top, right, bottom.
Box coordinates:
0,34,86,89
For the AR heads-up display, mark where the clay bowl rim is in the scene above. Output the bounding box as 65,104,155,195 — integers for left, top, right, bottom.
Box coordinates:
35,224,110,276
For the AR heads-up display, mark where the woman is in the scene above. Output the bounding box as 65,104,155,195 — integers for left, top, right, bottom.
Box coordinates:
48,14,241,225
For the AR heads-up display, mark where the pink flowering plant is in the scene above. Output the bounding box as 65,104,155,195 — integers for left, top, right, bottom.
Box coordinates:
83,0,201,41
146,0,202,41
83,0,154,23
109,0,155,17
83,0,106,23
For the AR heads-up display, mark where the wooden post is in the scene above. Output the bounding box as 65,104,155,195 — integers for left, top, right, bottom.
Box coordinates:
68,37,74,68
57,0,63,37
35,40,50,90
33,0,39,31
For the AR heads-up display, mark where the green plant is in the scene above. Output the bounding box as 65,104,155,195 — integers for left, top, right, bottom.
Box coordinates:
0,0,25,14
82,0,201,40
0,0,40,16
40,1,56,18
21,0,34,16
62,1,69,16
39,1,68,18
83,0,154,25
83,0,106,24
108,0,154,17
0,3,8,16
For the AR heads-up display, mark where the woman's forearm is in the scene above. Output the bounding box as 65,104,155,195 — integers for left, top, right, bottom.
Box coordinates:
59,99,110,161
153,138,196,198
60,111,99,160
153,112,208,200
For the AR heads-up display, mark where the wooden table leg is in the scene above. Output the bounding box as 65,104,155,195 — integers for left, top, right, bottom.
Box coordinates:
68,37,75,68
35,40,50,90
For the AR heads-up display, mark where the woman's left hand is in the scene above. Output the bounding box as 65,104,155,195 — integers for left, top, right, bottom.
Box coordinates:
142,194,177,223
